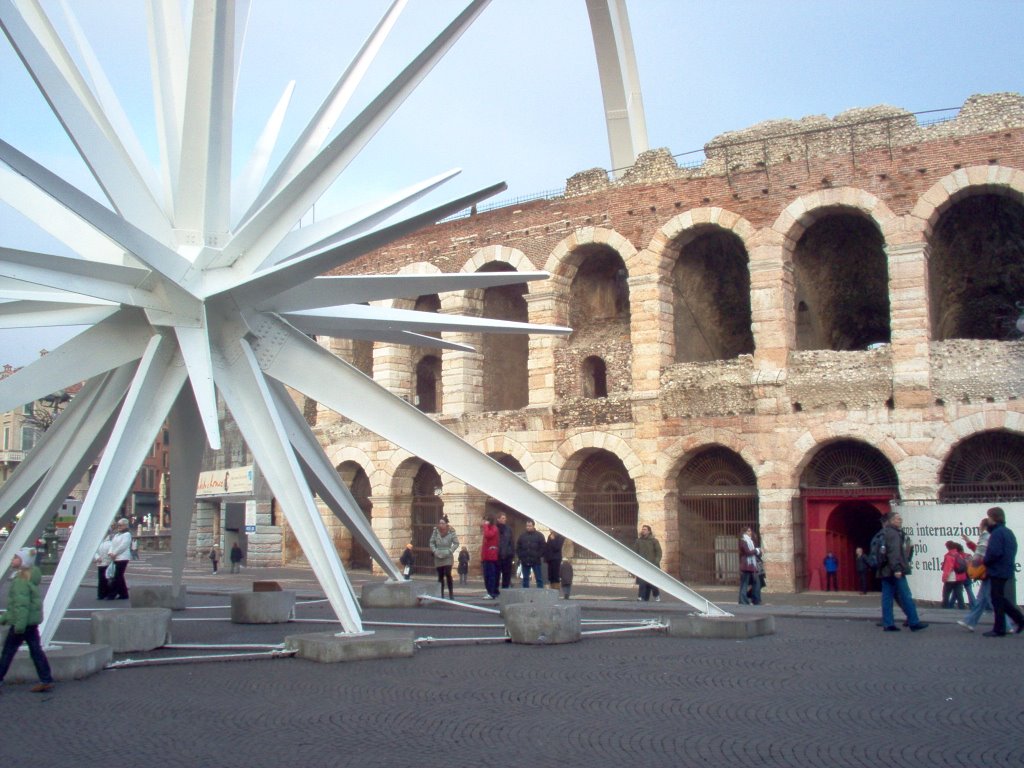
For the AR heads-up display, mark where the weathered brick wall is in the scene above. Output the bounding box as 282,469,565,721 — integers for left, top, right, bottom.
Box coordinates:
341,94,1023,280
788,348,895,411
660,357,756,418
930,339,1024,403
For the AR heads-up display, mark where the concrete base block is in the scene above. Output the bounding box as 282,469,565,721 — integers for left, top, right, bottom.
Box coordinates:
3,643,112,683
504,602,581,645
285,629,416,663
90,608,172,652
666,614,776,640
130,585,187,611
498,587,558,617
230,590,296,624
361,580,428,609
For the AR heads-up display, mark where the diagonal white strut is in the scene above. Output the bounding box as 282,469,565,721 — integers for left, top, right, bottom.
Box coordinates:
266,377,402,581
213,332,364,633
254,317,729,617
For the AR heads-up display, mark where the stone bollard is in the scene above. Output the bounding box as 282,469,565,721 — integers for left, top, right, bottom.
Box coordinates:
230,590,296,624
665,614,775,640
361,580,429,609
130,585,187,610
504,601,581,645
90,607,172,652
4,643,112,683
497,587,558,617
285,629,416,663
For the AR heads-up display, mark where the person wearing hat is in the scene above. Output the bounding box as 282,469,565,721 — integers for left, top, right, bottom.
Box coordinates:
0,548,54,693
106,518,132,600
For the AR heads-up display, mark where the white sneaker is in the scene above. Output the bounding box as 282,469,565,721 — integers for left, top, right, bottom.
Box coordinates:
956,620,974,632
654,596,661,602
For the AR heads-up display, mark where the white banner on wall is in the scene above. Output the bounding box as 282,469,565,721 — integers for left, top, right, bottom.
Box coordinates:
196,466,254,497
897,502,1024,603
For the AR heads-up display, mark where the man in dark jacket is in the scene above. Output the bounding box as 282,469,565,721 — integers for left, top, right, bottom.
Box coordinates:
982,506,1024,637
877,511,928,632
496,512,515,591
516,520,546,588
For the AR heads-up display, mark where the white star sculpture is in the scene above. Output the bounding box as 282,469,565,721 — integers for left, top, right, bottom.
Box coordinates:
0,1,725,645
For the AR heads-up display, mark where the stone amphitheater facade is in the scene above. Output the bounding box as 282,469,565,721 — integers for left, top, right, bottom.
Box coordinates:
302,92,1024,592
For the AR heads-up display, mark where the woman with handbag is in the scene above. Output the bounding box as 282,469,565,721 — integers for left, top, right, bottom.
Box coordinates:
957,518,1008,632
429,517,459,600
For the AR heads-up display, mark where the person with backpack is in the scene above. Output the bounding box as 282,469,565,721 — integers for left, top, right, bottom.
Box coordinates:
940,540,967,609
877,511,928,632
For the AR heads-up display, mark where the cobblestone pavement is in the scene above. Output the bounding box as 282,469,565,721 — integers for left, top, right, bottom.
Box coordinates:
1,553,1021,767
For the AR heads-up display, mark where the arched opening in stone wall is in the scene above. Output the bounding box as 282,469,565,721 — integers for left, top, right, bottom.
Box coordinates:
793,210,891,351
485,453,531,548
671,226,754,362
571,449,638,559
409,293,443,412
479,262,529,411
676,446,758,586
558,245,632,401
410,463,444,575
939,430,1024,501
415,355,441,413
799,439,899,590
336,461,373,570
581,356,607,398
928,194,1024,341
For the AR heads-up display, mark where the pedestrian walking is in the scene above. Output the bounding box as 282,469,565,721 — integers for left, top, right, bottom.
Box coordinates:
634,524,663,602
230,542,243,573
981,506,1024,637
429,517,459,600
94,528,113,600
480,515,500,599
106,518,132,600
543,530,565,588
956,518,1008,633
738,526,761,605
209,544,221,574
940,540,967,609
559,558,574,600
516,520,546,588
457,547,470,585
0,548,54,693
496,512,514,592
823,552,839,591
877,511,928,632
855,546,870,594
399,543,415,580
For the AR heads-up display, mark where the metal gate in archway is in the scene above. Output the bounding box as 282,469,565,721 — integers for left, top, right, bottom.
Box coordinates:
678,490,758,585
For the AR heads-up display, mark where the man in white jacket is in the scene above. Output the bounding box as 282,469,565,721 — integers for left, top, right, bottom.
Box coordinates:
106,518,132,600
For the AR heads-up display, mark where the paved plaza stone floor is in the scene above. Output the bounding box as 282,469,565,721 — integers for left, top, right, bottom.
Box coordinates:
1,552,1022,767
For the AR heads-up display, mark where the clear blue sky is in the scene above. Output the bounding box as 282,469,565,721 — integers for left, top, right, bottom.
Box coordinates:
2,0,1022,365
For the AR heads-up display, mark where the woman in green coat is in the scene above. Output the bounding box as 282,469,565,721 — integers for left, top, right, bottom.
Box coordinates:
0,548,54,692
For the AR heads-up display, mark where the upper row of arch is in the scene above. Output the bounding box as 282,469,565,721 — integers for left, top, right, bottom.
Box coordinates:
402,165,1024,285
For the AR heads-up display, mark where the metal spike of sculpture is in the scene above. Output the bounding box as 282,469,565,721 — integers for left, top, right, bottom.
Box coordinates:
0,0,726,645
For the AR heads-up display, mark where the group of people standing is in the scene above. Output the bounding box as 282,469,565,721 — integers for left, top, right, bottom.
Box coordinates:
479,513,572,600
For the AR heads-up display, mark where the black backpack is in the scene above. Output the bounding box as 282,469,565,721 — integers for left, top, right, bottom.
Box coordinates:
953,552,967,574
867,528,887,570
